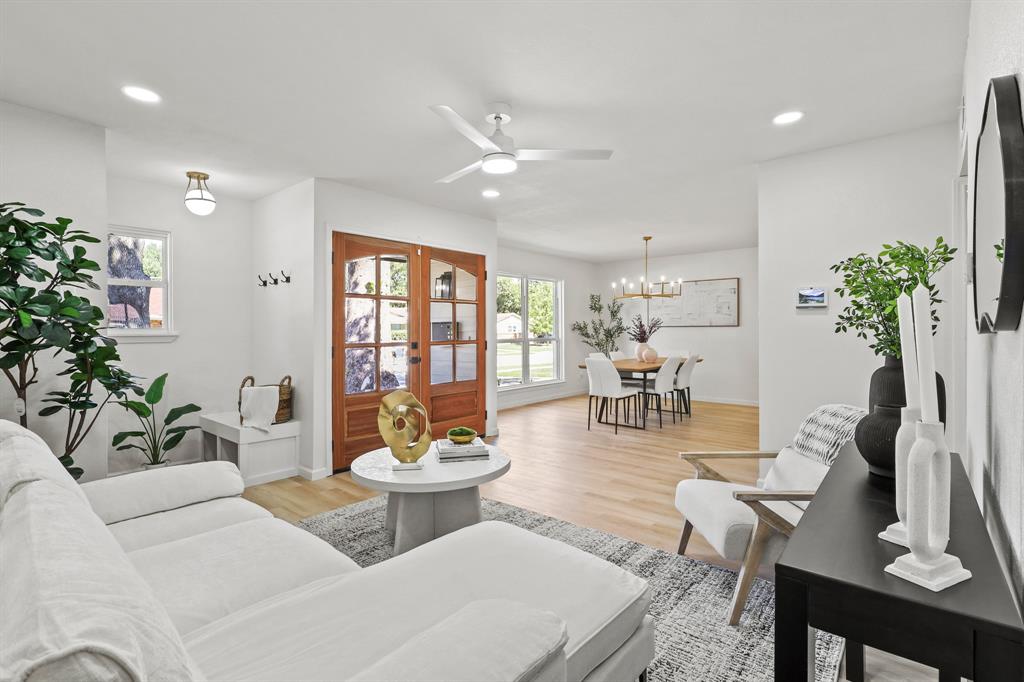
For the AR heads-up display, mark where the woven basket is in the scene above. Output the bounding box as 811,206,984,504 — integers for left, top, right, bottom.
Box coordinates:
238,375,293,425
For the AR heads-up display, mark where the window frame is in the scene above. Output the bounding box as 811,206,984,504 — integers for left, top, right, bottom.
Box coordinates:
496,273,564,391
106,225,175,342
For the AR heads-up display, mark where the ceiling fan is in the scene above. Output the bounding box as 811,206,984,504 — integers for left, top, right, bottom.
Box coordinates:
430,102,613,183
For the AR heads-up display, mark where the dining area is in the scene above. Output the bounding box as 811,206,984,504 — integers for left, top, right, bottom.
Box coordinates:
579,352,702,433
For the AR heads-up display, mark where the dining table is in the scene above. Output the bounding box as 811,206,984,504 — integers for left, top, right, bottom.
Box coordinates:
576,356,703,426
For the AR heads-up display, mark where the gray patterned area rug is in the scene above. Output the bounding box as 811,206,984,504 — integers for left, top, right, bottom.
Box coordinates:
299,497,843,682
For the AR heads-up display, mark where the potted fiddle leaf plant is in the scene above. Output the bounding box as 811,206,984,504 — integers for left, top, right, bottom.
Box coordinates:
626,314,664,362
830,237,955,477
112,373,201,469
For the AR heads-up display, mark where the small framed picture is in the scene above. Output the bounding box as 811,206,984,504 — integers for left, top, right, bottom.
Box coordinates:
796,287,828,308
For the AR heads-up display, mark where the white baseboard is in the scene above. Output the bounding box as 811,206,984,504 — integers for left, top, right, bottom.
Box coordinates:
695,397,759,407
300,465,330,481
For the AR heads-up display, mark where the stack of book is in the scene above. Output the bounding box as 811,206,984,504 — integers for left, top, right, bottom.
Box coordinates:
436,438,489,463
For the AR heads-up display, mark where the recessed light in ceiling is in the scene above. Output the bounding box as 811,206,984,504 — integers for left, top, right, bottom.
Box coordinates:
772,111,804,126
121,85,161,103
481,189,500,199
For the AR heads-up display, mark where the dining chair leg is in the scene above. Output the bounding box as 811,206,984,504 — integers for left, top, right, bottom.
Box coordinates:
687,387,692,416
657,394,663,428
669,392,677,424
614,398,620,434
587,396,592,430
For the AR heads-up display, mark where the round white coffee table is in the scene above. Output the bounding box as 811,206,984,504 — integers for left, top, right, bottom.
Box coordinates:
350,444,510,554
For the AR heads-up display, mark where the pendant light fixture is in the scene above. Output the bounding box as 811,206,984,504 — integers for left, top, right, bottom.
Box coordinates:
183,171,216,216
612,236,682,300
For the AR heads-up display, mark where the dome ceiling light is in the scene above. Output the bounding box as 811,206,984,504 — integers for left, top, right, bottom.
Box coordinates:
183,171,216,216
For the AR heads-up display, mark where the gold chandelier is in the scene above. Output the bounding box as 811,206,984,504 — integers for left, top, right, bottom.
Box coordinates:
612,236,682,300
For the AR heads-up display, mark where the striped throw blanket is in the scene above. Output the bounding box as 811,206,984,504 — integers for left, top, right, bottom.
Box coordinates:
791,404,867,466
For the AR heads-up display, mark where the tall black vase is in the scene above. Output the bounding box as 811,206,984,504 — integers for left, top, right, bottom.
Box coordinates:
855,356,946,478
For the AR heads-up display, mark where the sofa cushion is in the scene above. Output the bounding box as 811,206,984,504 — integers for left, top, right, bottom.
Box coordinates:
182,521,650,682
0,420,87,510
81,460,244,525
0,481,201,682
675,479,798,561
763,445,832,510
349,599,568,682
129,517,361,635
108,496,271,552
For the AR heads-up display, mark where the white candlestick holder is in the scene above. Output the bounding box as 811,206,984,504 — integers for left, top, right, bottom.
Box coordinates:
884,421,971,591
878,405,920,547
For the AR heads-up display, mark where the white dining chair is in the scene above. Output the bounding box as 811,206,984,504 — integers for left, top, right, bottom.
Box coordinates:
609,350,627,360
585,357,638,434
608,350,643,386
674,355,699,417
639,356,682,428
589,352,606,358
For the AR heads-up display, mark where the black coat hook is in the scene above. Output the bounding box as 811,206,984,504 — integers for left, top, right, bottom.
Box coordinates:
268,272,280,285
280,270,292,284
257,275,268,287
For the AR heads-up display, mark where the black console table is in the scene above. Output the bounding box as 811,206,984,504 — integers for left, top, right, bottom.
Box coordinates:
775,448,1024,681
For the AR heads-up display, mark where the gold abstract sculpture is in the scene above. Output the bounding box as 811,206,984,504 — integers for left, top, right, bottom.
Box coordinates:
378,390,432,463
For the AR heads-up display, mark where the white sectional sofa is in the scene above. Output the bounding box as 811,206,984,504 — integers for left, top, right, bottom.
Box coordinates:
0,420,655,682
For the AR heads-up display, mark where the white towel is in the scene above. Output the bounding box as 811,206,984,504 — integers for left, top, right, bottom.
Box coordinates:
240,386,278,432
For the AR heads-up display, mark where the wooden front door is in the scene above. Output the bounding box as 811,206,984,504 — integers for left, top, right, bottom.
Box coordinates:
332,234,486,471
419,246,487,438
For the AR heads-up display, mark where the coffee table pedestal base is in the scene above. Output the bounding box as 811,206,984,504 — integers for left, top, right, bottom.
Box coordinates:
386,487,483,554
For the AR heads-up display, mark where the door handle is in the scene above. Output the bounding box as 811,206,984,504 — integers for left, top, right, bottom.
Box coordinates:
410,357,422,364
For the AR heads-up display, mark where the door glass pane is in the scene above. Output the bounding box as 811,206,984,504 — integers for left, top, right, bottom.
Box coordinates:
430,259,454,299
345,298,376,343
529,341,555,381
345,348,376,394
455,267,477,300
528,280,555,339
497,341,523,386
381,346,408,390
381,300,408,342
380,255,408,297
496,275,523,341
430,302,453,341
456,303,477,340
431,345,453,384
345,256,376,294
456,345,477,381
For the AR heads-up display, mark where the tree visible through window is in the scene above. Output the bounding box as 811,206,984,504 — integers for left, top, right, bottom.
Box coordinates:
497,274,562,387
107,229,170,332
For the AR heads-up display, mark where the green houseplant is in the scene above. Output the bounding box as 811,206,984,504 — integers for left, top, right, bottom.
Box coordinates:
112,373,201,468
570,294,627,356
830,237,955,478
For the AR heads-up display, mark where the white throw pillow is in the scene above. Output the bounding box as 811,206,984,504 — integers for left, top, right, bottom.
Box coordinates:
0,481,203,682
0,421,87,510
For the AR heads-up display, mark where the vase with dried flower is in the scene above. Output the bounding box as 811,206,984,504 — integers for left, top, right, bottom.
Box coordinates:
626,314,663,362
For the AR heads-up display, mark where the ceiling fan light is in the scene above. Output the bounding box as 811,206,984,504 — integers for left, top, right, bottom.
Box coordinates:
481,152,518,175
183,171,216,216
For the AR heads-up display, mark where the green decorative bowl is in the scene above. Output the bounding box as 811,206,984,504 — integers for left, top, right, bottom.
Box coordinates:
447,427,477,444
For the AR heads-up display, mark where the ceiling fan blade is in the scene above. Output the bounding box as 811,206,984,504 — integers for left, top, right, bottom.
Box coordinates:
430,105,500,153
435,160,483,184
515,149,613,161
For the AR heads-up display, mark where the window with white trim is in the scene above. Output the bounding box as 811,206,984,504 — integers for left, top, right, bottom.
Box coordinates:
106,227,171,333
496,274,563,388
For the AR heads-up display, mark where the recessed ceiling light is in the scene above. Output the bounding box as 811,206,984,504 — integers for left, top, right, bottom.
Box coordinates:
481,189,500,199
121,85,161,104
772,111,804,126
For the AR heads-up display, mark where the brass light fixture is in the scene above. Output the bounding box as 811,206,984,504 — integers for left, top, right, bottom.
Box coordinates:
613,236,682,300
183,171,216,216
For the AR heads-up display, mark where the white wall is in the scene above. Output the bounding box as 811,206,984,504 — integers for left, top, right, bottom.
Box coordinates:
496,244,600,411
961,0,1024,605
602,247,759,405
106,176,254,473
0,101,110,480
758,124,957,455
251,179,316,476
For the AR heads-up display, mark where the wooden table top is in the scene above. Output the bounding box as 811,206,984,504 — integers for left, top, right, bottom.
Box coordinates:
576,356,702,372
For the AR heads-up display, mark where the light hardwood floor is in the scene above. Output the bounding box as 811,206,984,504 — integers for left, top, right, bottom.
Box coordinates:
244,394,938,681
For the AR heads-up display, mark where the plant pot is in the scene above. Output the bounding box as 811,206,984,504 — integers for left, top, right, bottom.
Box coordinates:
855,356,946,478
143,461,169,470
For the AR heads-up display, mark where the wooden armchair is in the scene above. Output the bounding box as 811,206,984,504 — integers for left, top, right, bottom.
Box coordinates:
675,446,845,625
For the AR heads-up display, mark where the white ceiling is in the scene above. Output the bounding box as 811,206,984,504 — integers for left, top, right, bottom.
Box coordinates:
0,1,968,262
